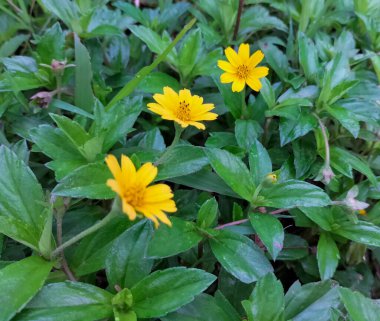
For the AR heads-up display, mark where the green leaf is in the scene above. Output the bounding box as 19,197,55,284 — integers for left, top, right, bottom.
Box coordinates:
107,19,196,109
249,213,284,260
327,105,360,138
317,233,340,280
248,139,272,186
178,29,202,79
209,229,273,284
71,216,130,276
235,119,263,150
284,281,340,321
50,113,91,149
205,148,255,201
106,221,154,289
242,273,285,321
0,146,47,250
131,267,216,318
339,287,380,321
40,0,80,30
137,72,180,93
147,217,203,258
74,34,94,112
298,32,319,83
333,221,380,247
277,234,309,261
162,294,239,321
0,256,53,321
197,197,218,229
15,281,113,321
260,180,331,208
299,207,333,231
170,169,241,199
330,147,377,186
52,163,113,199
35,22,65,63
327,80,359,105
214,77,242,119
156,146,209,181
279,109,317,146
260,77,276,108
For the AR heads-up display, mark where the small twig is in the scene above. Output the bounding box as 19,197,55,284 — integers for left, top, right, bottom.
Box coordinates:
6,0,21,14
56,215,77,281
215,208,289,229
233,0,244,41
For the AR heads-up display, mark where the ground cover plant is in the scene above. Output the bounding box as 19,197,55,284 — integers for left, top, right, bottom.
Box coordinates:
0,0,380,320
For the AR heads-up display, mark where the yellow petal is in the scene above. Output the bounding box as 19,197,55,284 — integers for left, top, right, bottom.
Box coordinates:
144,184,174,202
136,162,157,187
191,103,215,116
154,200,177,212
192,112,218,121
152,93,176,111
238,43,250,62
153,211,172,227
178,88,192,103
246,76,262,92
122,199,137,220
248,50,264,67
163,86,179,103
174,119,189,128
217,60,236,73
220,72,236,84
252,66,269,78
106,179,122,196
232,79,245,92
225,47,241,67
188,121,206,130
121,155,136,184
105,154,122,181
147,103,174,118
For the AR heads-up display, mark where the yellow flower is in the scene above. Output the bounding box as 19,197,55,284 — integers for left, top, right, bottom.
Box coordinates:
265,173,277,183
147,87,218,130
105,154,177,227
358,209,367,216
218,43,269,92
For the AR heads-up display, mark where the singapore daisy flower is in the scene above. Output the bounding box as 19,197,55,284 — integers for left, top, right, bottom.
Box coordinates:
147,86,218,130
218,43,269,92
105,154,177,228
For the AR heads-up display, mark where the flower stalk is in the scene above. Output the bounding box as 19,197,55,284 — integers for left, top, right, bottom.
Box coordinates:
51,207,119,259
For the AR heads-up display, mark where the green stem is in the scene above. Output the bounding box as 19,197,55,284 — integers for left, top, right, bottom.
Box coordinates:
155,123,184,166
240,88,247,119
51,209,119,259
106,18,196,111
313,113,330,166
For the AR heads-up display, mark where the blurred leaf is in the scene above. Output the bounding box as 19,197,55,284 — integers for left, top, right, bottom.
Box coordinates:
197,197,218,229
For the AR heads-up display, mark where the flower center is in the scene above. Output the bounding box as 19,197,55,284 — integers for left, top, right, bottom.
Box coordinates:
124,184,145,207
237,64,249,79
176,100,191,121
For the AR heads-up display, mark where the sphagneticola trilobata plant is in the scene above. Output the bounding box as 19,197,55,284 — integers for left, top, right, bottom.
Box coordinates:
1,0,380,320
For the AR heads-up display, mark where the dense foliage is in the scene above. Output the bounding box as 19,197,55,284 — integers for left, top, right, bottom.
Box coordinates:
1,0,380,320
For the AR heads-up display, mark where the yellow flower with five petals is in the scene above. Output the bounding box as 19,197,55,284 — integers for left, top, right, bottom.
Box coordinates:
218,43,269,92
105,154,177,227
147,87,218,130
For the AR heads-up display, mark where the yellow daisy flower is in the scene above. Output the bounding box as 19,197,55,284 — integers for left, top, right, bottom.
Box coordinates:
105,154,177,228
218,43,269,92
147,87,218,130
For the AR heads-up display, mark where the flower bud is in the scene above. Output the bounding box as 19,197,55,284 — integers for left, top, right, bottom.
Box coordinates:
30,91,54,108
